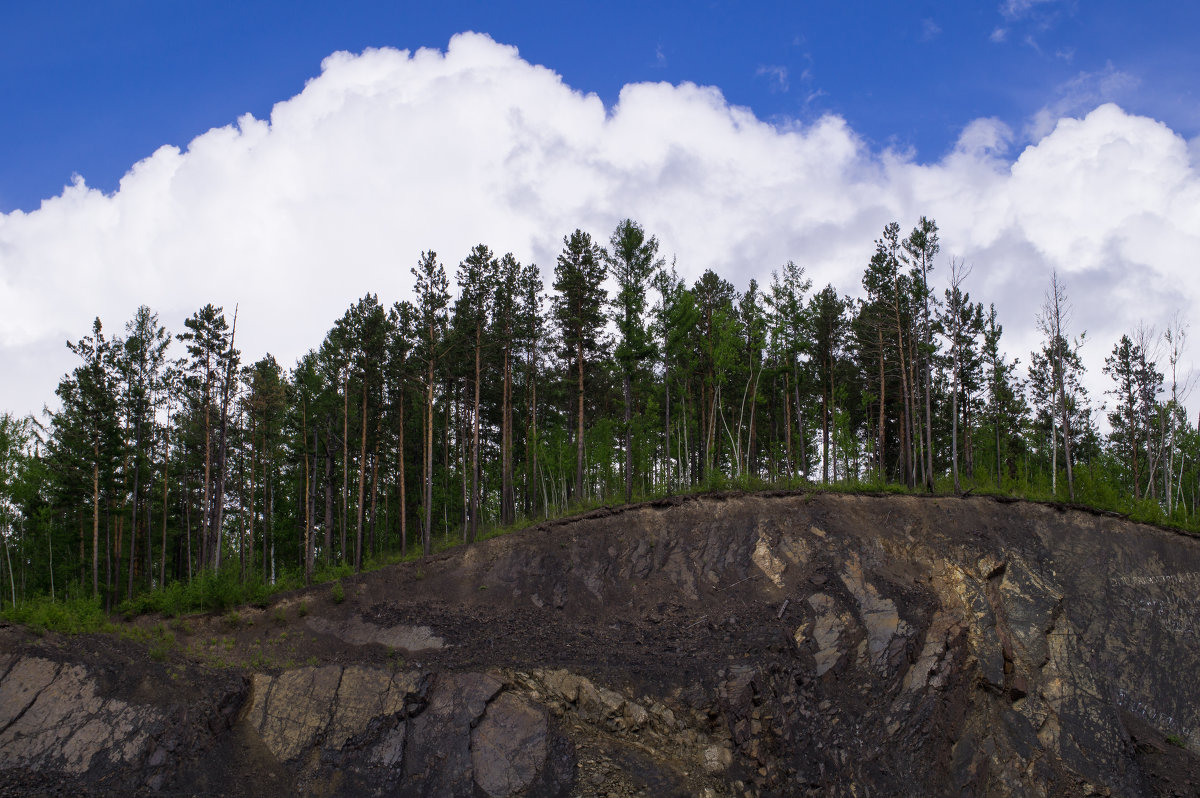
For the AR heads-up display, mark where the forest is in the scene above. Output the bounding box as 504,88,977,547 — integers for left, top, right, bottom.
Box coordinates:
1,217,1197,615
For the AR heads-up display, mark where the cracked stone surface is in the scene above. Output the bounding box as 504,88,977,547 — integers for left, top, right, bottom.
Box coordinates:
4,493,1200,796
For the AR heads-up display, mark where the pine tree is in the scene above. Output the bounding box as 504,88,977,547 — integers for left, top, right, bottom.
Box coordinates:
412,251,450,556
607,220,662,503
117,306,169,596
65,319,120,598
766,261,812,480
455,245,498,542
903,217,940,492
491,254,521,525
553,230,607,503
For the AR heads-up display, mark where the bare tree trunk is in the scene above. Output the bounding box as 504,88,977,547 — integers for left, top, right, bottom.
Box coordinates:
530,364,539,517
305,417,314,584
623,373,633,503
398,393,407,556
324,420,333,564
355,378,368,571
369,438,379,558
201,392,211,571
248,422,256,580
501,347,513,525
784,371,793,479
127,415,141,600
92,455,99,598
424,359,433,557
877,341,886,483
160,415,169,588
575,339,585,502
342,374,349,563
210,308,238,572
665,360,672,492
469,324,482,542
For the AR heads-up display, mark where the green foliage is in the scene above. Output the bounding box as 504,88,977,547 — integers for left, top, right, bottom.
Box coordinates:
7,216,1200,622
1166,733,1186,748
330,580,346,604
118,568,298,618
147,625,176,662
0,594,112,634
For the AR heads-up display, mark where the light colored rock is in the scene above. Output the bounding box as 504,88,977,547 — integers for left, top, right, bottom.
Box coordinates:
902,611,958,693
806,593,849,676
0,657,162,775
840,555,911,671
703,744,733,773
306,614,445,651
244,664,420,762
471,691,549,797
752,533,786,588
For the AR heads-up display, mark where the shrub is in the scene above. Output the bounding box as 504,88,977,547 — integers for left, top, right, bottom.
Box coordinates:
0,595,111,635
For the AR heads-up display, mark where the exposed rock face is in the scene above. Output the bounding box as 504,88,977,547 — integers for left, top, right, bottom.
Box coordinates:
0,642,250,795
3,493,1200,796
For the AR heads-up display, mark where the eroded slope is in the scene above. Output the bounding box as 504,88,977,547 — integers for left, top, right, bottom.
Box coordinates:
3,493,1200,797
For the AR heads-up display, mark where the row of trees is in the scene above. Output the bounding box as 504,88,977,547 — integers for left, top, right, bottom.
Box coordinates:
1,217,1198,610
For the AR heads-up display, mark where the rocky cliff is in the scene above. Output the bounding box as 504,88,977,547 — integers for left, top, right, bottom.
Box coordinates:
3,492,1200,797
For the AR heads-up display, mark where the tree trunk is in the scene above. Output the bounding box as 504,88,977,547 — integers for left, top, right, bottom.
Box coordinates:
324,420,333,564
342,374,349,563
784,371,793,479
664,360,672,492
398,391,407,557
424,358,434,557
469,324,482,542
623,372,633,504
355,378,368,572
210,310,238,573
160,418,169,588
575,339,585,502
92,454,99,598
501,347,513,525
201,390,211,571
877,341,886,483
128,415,141,600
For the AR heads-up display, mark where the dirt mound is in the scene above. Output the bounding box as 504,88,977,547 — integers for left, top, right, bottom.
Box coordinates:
3,492,1200,796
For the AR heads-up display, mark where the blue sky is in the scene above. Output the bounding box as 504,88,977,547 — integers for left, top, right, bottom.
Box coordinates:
2,1,1197,213
2,1,1199,420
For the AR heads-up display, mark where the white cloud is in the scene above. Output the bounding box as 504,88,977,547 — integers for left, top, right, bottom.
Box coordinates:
921,18,942,42
1000,0,1065,21
1,32,1198,425
755,65,789,93
1027,62,1140,141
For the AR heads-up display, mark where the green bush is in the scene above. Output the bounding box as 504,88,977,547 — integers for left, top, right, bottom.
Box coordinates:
0,594,112,635
330,581,346,604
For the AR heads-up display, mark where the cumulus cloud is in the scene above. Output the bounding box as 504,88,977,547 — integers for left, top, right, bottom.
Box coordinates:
1,32,1198,424
1027,62,1141,141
